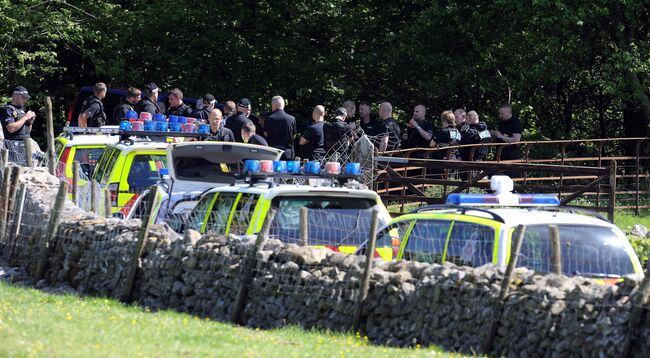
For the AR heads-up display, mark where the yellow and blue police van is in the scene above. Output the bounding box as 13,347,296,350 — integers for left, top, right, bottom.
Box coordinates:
367,176,643,281
54,126,120,181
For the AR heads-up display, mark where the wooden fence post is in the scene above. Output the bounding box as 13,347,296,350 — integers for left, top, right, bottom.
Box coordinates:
9,183,26,240
353,209,379,332
0,168,13,240
621,267,650,358
120,186,158,303
299,207,308,247
23,138,33,167
0,166,21,241
608,160,617,222
482,224,527,354
90,180,98,214
231,208,277,325
549,225,561,275
104,187,112,218
72,161,80,206
34,181,68,281
1,148,8,168
45,96,56,175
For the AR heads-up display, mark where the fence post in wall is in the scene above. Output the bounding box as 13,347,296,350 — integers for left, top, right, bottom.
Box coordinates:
72,161,80,206
231,208,277,325
0,148,7,169
23,138,33,167
0,166,21,242
299,207,308,247
549,225,561,275
353,209,379,332
104,187,112,218
45,96,56,176
34,180,68,281
9,183,26,242
0,168,13,242
120,186,157,303
621,266,650,358
607,160,617,222
482,224,526,354
90,180,98,214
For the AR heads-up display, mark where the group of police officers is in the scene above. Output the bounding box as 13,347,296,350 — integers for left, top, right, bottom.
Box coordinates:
0,83,524,163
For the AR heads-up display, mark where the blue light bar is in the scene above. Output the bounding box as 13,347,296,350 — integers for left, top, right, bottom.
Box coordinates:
446,193,560,206
344,162,361,175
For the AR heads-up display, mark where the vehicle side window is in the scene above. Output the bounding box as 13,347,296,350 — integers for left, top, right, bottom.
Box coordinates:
54,141,64,158
445,222,495,267
130,190,151,220
205,193,239,235
377,220,412,250
74,147,105,178
402,220,451,264
93,147,113,181
229,193,260,235
99,148,120,183
189,194,215,231
126,154,166,191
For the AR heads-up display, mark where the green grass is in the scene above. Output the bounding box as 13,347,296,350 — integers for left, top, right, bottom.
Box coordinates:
615,209,650,267
0,282,455,358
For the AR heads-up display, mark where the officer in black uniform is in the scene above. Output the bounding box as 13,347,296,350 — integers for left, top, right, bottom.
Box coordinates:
135,83,164,116
358,101,379,136
225,98,254,143
192,94,216,122
112,87,141,124
324,107,352,159
241,121,267,146
78,82,107,127
377,102,401,152
491,103,522,161
167,88,193,117
0,86,36,163
206,108,234,142
264,96,297,160
299,105,327,160
405,105,434,159
430,110,462,160
459,110,491,161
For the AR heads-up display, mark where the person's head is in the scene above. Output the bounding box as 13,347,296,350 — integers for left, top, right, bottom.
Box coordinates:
238,98,252,116
358,101,371,120
208,108,223,130
10,86,30,106
413,104,426,120
271,95,285,111
168,88,184,107
378,102,393,120
342,100,356,119
126,87,141,105
241,121,256,142
467,110,479,124
498,103,512,121
224,101,236,116
93,82,107,100
453,108,466,126
312,105,325,122
441,110,456,128
334,107,347,121
202,93,216,111
143,83,159,101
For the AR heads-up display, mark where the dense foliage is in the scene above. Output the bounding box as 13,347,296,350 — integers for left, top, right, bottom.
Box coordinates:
0,0,648,142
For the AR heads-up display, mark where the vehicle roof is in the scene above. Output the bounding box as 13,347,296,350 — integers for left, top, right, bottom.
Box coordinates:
57,134,120,146
202,182,380,200
107,141,169,153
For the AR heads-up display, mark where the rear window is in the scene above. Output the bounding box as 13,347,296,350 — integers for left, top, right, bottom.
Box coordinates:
174,157,234,181
269,196,381,246
516,225,636,277
74,147,105,178
126,154,166,191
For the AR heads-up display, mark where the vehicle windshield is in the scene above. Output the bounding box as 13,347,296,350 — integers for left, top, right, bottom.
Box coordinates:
516,225,636,277
269,196,383,246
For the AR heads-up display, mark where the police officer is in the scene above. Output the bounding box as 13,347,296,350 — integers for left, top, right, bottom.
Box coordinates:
377,102,401,152
167,88,193,117
405,104,434,159
324,107,352,159
225,98,254,143
430,110,462,160
491,103,522,160
299,105,327,160
192,94,216,122
264,96,296,160
206,108,234,142
78,82,107,127
112,87,141,124
241,121,267,146
135,83,164,116
1,86,35,142
459,110,491,161
342,100,356,124
358,101,379,136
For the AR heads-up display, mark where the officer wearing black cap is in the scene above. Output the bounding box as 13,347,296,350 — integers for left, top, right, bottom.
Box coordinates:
192,94,216,122
78,82,107,127
225,98,253,143
324,107,352,158
1,86,35,141
264,96,296,160
135,83,164,116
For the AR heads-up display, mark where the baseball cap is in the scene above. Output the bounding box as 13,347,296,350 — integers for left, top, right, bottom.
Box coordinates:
13,86,30,99
144,83,159,92
335,107,348,117
238,98,252,108
203,93,216,104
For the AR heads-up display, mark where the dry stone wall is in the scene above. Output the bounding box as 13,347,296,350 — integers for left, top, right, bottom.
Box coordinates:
3,165,650,357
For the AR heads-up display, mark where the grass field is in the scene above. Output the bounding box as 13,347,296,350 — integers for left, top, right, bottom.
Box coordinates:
0,282,456,357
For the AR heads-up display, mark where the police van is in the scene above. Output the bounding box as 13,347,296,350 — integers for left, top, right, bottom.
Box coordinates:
54,126,120,181
365,176,643,281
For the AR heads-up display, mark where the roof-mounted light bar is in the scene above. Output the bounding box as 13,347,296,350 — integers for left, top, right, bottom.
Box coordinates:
62,126,120,135
446,193,560,207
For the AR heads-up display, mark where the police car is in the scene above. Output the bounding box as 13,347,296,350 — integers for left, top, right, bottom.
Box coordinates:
126,142,284,226
182,159,392,254
366,176,643,281
54,126,120,180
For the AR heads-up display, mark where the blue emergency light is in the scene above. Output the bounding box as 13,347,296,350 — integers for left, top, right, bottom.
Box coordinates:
241,160,362,179
344,162,361,175
446,193,560,206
